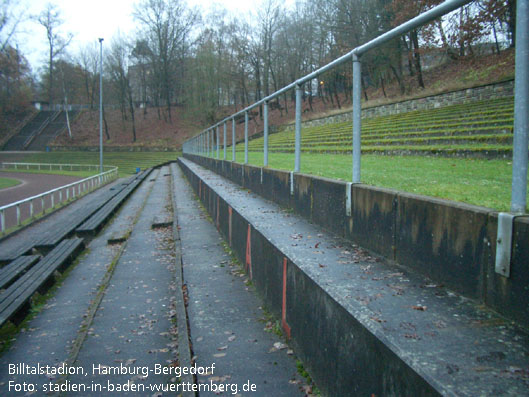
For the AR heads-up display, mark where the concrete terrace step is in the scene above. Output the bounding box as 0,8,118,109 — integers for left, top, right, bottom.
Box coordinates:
178,157,529,397
240,97,515,158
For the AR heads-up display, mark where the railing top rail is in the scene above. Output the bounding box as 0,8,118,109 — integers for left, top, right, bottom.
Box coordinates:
0,166,118,211
1,162,115,170
190,0,473,137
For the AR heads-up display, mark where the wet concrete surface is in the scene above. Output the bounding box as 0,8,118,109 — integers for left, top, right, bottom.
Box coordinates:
173,163,307,397
179,157,529,396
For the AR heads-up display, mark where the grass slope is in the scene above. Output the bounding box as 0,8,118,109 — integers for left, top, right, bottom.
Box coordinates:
224,151,523,212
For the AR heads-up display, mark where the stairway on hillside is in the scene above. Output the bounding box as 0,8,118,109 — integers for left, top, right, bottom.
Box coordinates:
2,110,76,151
26,110,78,151
2,111,55,151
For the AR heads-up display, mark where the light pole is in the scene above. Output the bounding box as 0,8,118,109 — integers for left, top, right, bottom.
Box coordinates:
99,38,104,173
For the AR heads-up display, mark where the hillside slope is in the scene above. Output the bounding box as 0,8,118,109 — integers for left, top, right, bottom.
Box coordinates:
51,49,514,150
53,106,201,149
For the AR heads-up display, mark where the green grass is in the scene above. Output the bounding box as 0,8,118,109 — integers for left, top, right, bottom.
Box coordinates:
0,177,21,189
221,151,523,212
203,96,523,211
16,151,181,177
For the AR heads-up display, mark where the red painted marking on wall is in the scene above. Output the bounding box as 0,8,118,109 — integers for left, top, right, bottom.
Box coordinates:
216,196,220,229
198,179,201,198
228,206,233,246
246,224,253,279
282,257,291,339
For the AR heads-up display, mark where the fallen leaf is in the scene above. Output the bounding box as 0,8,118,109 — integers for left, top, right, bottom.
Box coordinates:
411,305,427,311
274,342,287,350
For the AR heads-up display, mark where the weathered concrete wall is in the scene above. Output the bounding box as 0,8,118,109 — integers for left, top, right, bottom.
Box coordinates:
178,158,441,396
183,153,529,329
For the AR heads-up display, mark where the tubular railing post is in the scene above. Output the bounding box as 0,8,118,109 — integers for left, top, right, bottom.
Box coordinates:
244,111,249,164
294,84,302,173
1,210,4,233
207,130,210,157
16,204,20,226
511,0,529,214
232,118,236,161
264,100,269,167
178,0,475,164
352,54,362,183
223,122,227,160
216,126,220,159
209,128,215,158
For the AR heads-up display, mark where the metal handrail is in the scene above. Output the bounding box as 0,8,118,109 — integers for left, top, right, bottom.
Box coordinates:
22,116,51,149
183,0,528,214
189,0,472,130
0,164,119,234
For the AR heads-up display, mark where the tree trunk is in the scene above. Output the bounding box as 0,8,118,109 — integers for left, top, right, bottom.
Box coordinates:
403,36,414,76
390,64,405,95
128,83,136,143
48,48,53,105
380,75,387,98
508,0,516,47
410,30,425,89
361,77,368,101
103,105,110,140
492,22,501,55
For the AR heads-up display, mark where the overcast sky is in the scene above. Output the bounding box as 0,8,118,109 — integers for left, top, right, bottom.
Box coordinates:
17,0,293,74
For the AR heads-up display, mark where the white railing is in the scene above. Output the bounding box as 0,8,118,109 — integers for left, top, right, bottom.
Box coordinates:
0,163,118,235
1,162,114,173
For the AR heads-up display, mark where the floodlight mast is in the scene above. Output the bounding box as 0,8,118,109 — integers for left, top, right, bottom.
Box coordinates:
99,38,104,173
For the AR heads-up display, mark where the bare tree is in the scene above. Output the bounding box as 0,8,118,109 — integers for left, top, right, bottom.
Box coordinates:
134,0,199,123
107,35,136,142
78,43,99,111
0,0,24,52
37,3,73,105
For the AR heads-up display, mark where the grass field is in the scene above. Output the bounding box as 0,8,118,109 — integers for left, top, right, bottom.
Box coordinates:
228,151,523,212
8,150,525,212
0,177,21,190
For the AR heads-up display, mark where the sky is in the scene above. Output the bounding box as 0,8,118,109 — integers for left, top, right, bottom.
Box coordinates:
16,0,293,74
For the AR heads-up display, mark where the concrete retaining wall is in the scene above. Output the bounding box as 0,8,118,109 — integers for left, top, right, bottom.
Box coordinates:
183,153,529,329
178,158,440,396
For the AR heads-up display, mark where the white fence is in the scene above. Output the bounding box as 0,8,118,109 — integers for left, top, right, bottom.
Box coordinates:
0,163,118,235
